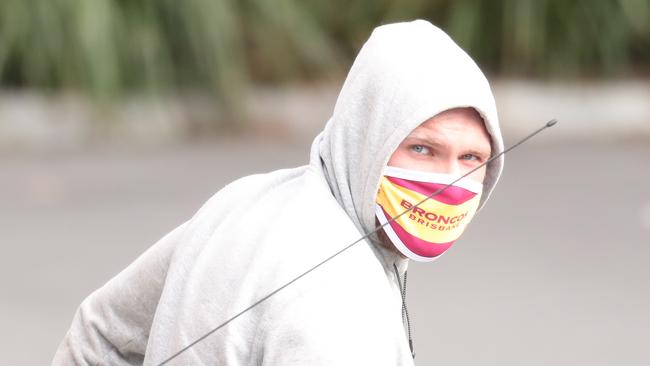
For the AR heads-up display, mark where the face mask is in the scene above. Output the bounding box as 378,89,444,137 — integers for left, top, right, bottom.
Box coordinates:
375,166,483,262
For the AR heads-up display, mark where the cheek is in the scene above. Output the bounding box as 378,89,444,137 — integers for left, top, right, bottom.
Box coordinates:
386,148,406,167
467,165,487,183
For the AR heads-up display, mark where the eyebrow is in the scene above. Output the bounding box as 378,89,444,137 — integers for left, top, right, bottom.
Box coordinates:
404,134,449,149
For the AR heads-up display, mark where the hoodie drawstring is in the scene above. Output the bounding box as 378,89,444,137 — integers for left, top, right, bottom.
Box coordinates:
393,263,415,359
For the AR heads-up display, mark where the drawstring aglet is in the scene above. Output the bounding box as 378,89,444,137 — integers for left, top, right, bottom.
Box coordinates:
409,339,415,359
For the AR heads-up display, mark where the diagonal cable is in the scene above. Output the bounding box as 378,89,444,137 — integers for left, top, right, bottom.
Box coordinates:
157,119,557,365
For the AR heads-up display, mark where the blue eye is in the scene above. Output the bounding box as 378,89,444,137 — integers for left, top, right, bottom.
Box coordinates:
460,154,478,161
411,145,430,155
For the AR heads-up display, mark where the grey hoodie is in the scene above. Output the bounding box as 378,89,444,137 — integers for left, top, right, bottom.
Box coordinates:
53,20,503,365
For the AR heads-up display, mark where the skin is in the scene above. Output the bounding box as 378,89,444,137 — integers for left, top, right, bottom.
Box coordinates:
377,107,492,256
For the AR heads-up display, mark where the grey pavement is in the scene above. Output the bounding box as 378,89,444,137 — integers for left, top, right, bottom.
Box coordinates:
1,136,649,365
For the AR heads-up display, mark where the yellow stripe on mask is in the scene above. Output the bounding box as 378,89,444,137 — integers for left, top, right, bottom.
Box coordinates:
376,177,481,244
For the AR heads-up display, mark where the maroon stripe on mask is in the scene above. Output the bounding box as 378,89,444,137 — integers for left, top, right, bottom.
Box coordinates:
382,207,455,258
386,176,477,205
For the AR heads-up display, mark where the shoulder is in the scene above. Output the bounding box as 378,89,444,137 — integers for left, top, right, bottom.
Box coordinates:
181,166,314,232
204,166,311,209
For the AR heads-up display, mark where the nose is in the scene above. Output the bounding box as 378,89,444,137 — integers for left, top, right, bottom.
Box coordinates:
437,158,461,175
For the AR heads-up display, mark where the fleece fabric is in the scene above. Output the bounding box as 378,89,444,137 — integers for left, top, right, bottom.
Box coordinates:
53,19,503,365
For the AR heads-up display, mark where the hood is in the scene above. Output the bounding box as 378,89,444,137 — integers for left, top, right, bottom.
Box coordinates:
310,19,504,240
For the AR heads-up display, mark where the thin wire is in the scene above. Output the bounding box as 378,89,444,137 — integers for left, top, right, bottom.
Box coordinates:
157,119,557,365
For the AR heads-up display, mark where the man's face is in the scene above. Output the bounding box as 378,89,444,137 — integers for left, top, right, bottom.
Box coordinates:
387,107,491,182
376,107,492,257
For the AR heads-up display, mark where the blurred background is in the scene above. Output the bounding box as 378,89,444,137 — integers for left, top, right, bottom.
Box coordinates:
1,0,649,364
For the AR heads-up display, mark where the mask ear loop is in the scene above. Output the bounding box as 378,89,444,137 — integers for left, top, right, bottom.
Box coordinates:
157,120,558,366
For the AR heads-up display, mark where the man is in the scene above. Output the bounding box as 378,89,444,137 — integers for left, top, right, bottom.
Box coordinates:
54,19,503,365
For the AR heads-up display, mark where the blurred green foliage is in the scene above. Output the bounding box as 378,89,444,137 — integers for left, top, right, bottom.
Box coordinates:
0,0,648,101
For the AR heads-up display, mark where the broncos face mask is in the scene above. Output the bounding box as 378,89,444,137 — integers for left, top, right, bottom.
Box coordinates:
375,166,483,262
